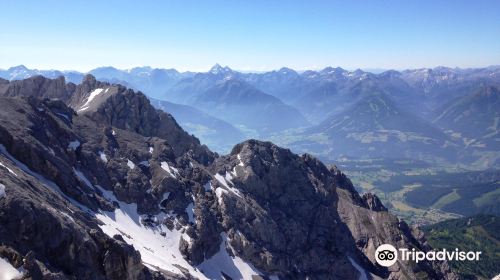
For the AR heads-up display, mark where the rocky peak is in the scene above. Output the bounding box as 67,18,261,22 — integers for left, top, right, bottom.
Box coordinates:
209,63,232,75
361,192,388,211
200,140,361,278
8,64,29,72
67,74,113,109
202,139,456,279
277,67,297,76
0,74,215,165
225,140,335,199
0,75,70,101
379,69,402,79
353,68,365,75
81,73,98,88
321,66,346,74
85,87,215,163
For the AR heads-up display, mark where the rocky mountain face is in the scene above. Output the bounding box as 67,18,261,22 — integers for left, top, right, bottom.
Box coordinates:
0,75,457,279
0,75,73,101
0,97,158,279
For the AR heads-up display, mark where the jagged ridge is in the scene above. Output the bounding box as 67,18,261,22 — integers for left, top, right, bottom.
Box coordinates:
0,75,456,279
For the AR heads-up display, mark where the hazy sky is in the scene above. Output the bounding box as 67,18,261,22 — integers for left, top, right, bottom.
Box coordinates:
1,0,499,72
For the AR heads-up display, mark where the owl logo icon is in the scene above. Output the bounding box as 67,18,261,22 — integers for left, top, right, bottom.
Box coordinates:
375,244,398,267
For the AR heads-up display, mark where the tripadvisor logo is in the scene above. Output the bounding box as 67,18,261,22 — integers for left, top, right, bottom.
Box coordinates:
375,244,398,266
375,244,482,267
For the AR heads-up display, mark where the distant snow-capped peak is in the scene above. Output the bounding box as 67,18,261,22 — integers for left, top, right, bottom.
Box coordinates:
209,64,233,75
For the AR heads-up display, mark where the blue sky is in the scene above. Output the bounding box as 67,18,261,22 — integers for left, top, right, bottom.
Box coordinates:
0,0,499,71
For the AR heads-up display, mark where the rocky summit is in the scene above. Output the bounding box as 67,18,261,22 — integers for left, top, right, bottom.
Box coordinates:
0,75,457,279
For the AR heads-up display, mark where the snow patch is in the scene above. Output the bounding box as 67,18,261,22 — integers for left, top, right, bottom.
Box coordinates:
95,191,208,279
139,160,150,167
127,159,135,170
215,187,228,205
158,191,171,207
214,173,242,198
186,202,195,223
149,147,154,154
237,154,244,167
170,165,179,174
197,233,262,280
162,192,170,201
78,88,104,112
0,160,17,176
225,172,234,185
0,257,24,280
68,140,80,150
161,162,179,178
214,173,230,188
99,151,108,163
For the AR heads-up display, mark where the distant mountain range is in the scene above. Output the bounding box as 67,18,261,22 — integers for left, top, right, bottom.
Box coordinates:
190,78,310,135
1,64,499,167
148,98,245,153
0,65,85,84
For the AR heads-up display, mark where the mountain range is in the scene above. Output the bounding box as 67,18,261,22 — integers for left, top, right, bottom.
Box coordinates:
148,98,246,153
433,86,500,150
290,92,458,162
0,75,458,279
1,65,499,167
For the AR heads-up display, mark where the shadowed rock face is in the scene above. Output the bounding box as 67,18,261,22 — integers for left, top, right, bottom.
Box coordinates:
362,193,388,212
87,89,214,164
0,136,153,279
200,141,359,279
0,76,457,280
0,75,73,101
